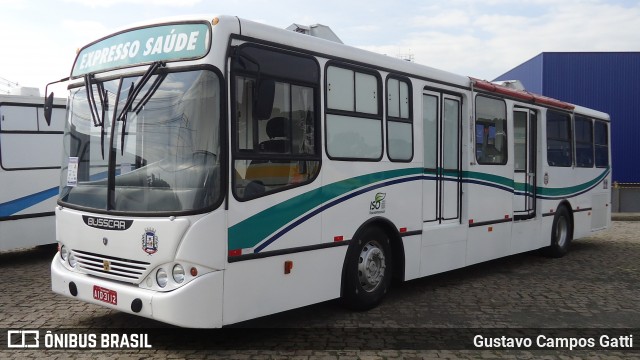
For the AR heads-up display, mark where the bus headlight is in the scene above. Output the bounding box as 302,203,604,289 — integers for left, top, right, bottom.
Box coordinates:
68,252,77,268
60,245,68,262
172,264,185,284
156,268,168,288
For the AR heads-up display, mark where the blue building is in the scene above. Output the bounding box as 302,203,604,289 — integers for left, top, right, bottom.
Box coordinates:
494,52,640,184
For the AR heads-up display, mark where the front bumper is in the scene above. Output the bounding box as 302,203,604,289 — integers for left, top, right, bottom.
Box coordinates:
51,253,224,328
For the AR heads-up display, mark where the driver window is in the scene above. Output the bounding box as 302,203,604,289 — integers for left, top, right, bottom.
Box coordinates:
232,45,320,200
475,96,507,165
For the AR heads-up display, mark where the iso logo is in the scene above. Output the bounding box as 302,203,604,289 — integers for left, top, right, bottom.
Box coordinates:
7,330,40,348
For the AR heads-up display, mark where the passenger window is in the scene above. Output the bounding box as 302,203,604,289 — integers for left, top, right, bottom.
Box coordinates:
594,120,609,168
546,110,572,167
326,67,354,112
475,96,507,165
326,114,382,159
575,116,594,168
326,64,382,160
387,76,412,161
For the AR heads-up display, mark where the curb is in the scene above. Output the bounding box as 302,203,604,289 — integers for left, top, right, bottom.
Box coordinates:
612,213,640,221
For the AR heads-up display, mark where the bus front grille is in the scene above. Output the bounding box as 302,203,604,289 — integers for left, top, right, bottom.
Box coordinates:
72,249,151,283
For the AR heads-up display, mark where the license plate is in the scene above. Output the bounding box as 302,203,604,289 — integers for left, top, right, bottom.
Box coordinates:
93,285,118,305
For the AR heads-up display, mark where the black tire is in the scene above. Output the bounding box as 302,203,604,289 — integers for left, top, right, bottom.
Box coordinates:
544,205,573,258
342,226,392,310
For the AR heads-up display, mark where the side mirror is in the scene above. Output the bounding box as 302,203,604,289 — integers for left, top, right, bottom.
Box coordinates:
254,78,275,120
43,76,70,126
44,92,54,126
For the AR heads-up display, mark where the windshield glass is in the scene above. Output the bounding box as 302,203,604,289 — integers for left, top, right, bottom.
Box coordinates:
60,70,222,214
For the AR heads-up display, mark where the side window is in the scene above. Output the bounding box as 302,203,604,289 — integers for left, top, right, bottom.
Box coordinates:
475,96,507,165
386,76,413,161
594,120,609,168
326,64,382,160
0,104,65,169
546,110,572,167
574,116,594,168
232,45,320,200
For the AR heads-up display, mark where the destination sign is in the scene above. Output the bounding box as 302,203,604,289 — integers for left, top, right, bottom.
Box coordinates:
72,22,210,77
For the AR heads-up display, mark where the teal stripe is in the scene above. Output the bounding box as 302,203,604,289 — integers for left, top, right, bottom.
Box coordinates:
228,166,609,250
537,167,610,197
228,167,422,250
463,168,609,197
463,170,515,188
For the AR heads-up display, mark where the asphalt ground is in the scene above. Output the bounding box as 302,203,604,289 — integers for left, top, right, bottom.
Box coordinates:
1,221,639,359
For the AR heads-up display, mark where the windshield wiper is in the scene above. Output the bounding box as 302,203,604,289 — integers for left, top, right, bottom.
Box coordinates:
84,74,101,127
84,74,108,159
116,61,165,154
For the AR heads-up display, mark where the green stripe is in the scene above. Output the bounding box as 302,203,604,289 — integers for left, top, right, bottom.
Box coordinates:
463,168,609,197
463,170,515,188
228,166,609,250
537,167,610,197
228,167,422,250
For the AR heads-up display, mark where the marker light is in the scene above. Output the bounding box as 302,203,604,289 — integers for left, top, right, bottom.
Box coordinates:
212,17,220,25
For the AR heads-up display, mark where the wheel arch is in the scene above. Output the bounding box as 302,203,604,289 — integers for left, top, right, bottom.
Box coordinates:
339,216,406,297
557,199,575,236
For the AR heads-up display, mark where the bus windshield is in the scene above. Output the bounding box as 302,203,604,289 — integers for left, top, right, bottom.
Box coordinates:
59,69,222,214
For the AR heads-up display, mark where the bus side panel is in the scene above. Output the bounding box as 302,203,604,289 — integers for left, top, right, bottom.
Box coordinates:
467,222,511,266
465,174,513,264
510,218,542,255
0,168,59,251
402,233,422,281
222,246,346,325
591,191,610,231
465,173,514,225
420,224,467,277
0,216,55,251
320,161,423,279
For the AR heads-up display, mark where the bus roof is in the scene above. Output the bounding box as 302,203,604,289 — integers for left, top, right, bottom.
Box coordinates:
73,14,609,118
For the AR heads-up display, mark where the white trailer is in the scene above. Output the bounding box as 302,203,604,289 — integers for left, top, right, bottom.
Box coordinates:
0,88,66,251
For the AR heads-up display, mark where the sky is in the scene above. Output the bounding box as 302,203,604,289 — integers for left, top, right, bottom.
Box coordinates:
1,0,639,95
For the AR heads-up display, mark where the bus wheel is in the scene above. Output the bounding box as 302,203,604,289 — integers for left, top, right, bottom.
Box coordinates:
545,206,573,258
342,226,392,310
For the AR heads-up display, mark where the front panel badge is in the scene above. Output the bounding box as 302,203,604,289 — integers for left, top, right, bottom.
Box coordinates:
142,228,159,255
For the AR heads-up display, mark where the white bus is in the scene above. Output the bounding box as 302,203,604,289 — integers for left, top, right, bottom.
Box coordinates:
49,15,611,328
0,90,66,252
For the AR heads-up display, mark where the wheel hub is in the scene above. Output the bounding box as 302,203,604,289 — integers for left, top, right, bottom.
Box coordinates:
358,240,386,292
556,216,568,247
